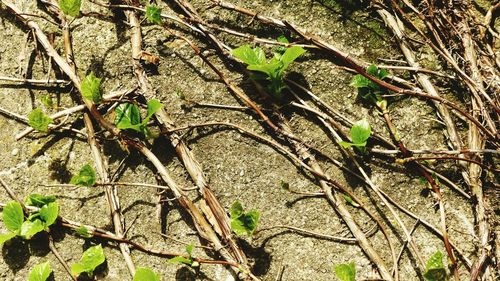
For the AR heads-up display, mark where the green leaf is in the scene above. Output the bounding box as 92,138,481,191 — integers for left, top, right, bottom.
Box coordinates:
70,164,97,187
232,45,266,66
343,194,360,207
230,207,260,237
133,267,161,281
168,256,193,266
378,68,389,79
277,35,289,44
0,232,17,245
350,74,371,88
229,201,244,219
247,62,282,77
338,141,354,149
39,202,59,228
2,201,24,232
146,5,162,25
274,35,289,54
280,46,306,70
71,244,106,277
58,0,81,17
334,262,356,281
81,72,102,104
424,251,446,281
40,94,53,108
185,244,194,257
350,119,371,145
115,103,142,132
25,194,56,208
143,99,163,124
366,64,378,76
75,225,93,238
28,108,53,133
29,261,52,281
20,220,45,239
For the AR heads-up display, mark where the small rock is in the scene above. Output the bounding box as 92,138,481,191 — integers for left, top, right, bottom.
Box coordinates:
11,148,18,156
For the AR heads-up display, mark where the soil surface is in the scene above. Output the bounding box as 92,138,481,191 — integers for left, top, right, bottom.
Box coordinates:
0,0,492,281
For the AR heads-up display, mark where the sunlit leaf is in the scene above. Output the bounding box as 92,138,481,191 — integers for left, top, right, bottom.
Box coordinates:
2,201,24,232
28,108,53,133
58,0,81,17
133,267,161,281
20,219,44,239
334,262,356,281
81,72,102,104
28,261,52,281
71,244,106,277
70,164,96,187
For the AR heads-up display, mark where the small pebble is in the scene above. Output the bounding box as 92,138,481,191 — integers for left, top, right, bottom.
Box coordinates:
11,148,18,156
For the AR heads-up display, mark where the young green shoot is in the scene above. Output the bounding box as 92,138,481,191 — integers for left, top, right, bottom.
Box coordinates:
114,99,163,138
28,108,53,133
70,164,97,187
58,0,81,18
168,244,199,267
232,39,306,98
333,262,356,281
146,5,162,25
423,251,447,281
338,119,371,154
81,72,103,104
133,267,161,281
0,195,59,245
350,64,389,109
28,261,52,281
229,201,260,236
71,244,106,278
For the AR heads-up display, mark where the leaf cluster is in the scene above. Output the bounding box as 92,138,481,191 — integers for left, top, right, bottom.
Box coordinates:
0,195,59,245
115,99,163,138
231,39,306,98
350,64,389,104
229,201,260,236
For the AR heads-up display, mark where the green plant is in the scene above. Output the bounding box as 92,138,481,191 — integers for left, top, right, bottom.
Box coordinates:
70,164,97,187
40,94,54,109
58,0,81,17
334,262,356,281
146,5,162,25
133,267,161,281
28,108,53,133
29,261,52,281
231,41,306,98
350,64,389,106
338,119,371,153
114,99,162,137
229,201,260,236
71,244,106,277
168,244,199,267
81,72,103,104
0,196,59,245
75,225,93,238
423,251,447,281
